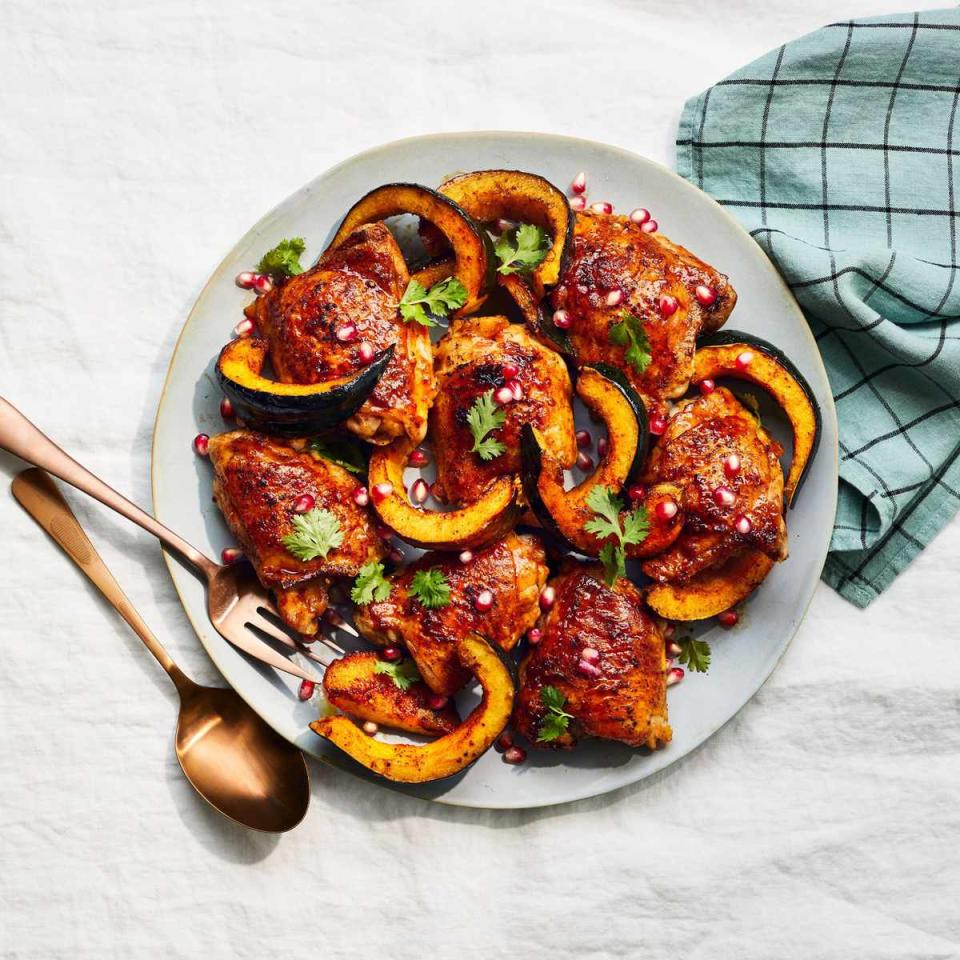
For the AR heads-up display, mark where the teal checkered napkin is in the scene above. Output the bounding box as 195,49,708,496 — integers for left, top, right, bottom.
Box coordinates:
676,7,960,607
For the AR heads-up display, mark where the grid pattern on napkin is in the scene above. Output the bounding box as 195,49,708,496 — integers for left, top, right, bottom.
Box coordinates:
676,8,960,607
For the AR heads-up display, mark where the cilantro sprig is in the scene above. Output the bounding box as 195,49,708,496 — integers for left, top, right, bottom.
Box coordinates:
677,637,711,674
494,224,550,275
350,562,392,605
466,390,507,461
257,237,306,278
281,507,343,562
583,486,650,586
409,568,452,609
537,685,574,742
608,310,652,376
309,436,368,476
399,277,467,327
373,658,421,691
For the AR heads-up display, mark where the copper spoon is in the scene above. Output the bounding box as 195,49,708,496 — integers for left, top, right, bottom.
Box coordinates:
12,468,311,833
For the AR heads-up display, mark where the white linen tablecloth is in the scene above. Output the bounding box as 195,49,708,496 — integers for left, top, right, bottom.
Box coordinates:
2,2,958,957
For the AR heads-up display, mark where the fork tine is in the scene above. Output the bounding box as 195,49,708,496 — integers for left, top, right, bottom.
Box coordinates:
324,608,359,638
222,625,323,683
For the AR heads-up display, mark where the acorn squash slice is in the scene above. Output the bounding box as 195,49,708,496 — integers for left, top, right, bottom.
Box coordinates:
645,549,775,621
327,183,489,315
367,437,521,550
498,273,574,357
310,634,515,784
216,337,393,437
694,331,822,506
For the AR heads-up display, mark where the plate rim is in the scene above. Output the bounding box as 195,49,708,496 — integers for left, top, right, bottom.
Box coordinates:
151,130,839,810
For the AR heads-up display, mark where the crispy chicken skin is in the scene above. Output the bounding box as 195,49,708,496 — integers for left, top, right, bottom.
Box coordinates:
515,561,671,750
322,652,460,736
246,223,435,445
641,387,787,584
208,431,385,632
551,212,736,410
430,316,576,504
354,532,549,696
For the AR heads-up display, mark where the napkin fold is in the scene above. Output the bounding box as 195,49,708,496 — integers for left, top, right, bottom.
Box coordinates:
676,7,960,607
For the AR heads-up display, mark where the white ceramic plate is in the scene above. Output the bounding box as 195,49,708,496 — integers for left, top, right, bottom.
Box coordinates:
152,132,838,809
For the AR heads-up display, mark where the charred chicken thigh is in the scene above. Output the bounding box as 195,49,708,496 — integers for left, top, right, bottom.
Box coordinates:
551,211,736,411
246,222,435,445
354,532,549,696
515,561,671,750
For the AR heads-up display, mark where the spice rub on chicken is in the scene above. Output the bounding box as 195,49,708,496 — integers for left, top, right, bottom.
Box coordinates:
515,561,671,750
246,223,436,445
551,211,736,411
208,430,385,634
430,315,576,504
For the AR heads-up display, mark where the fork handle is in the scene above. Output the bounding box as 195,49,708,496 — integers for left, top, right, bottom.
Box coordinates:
0,396,218,579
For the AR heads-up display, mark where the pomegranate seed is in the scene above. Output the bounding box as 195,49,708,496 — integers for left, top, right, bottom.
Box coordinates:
581,647,600,664
667,667,685,686
352,485,370,507
659,294,679,317
474,589,494,612
507,379,524,402
527,627,543,645
667,641,682,658
698,379,716,396
336,322,358,343
235,271,258,289
641,219,659,234
502,362,519,380
407,448,430,467
597,436,608,458
629,207,651,225
503,745,527,765
376,526,394,544
576,429,592,449
459,550,473,564
578,659,602,678
628,484,647,502
735,350,755,370
495,731,514,752
718,609,739,628
221,547,243,564
734,514,753,535
552,309,572,329
219,397,235,418
571,171,587,194
590,201,613,214
380,646,402,662
539,585,556,611
494,385,514,406
293,493,315,514
371,482,393,504
193,433,209,456
358,341,375,364
233,317,255,338
570,195,587,212
655,499,678,521
387,547,404,565
362,721,379,736
324,609,349,629
253,274,274,295
577,451,594,472
410,478,429,505
606,289,624,307
713,486,737,508
649,414,667,436
664,623,676,639
428,694,449,711
298,680,315,701
695,284,717,306
723,453,741,478
430,481,445,503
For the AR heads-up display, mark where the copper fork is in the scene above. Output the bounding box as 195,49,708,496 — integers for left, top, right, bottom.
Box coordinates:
0,396,341,683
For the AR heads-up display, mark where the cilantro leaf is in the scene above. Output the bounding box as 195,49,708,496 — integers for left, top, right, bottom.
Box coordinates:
608,310,652,376
309,436,367,476
373,658,421,691
350,562,392,605
598,542,626,584
494,223,551,275
677,637,711,673
409,567,451,609
583,486,650,586
281,507,343,561
257,237,307,278
399,276,468,327
466,390,507,461
537,685,574,742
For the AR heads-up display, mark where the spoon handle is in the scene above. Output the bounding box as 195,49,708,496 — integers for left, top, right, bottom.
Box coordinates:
0,396,219,579
12,468,191,693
